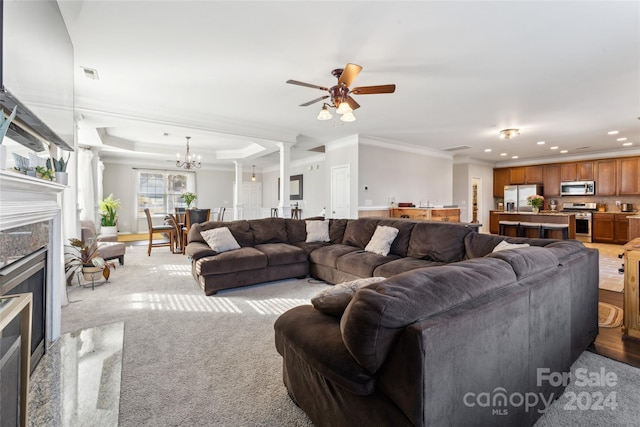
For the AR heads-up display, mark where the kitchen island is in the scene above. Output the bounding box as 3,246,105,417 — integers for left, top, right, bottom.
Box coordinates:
489,210,576,239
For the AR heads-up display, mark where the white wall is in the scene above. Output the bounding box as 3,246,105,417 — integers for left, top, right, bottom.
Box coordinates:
452,159,494,233
358,139,453,208
262,154,327,219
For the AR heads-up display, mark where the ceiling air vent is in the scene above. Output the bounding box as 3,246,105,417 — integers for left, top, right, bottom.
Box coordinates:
80,66,99,80
443,145,472,152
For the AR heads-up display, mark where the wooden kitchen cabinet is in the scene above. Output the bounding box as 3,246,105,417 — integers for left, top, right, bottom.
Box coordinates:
489,211,500,234
509,167,526,185
390,208,460,222
595,159,617,196
493,168,510,198
592,213,615,243
593,212,632,244
543,164,561,197
618,157,640,195
510,166,542,185
561,161,593,181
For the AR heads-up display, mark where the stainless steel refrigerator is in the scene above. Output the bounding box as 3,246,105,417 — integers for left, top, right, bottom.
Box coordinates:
503,185,543,212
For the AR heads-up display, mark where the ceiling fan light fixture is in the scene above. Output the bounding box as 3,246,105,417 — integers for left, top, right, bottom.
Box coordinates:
335,101,352,115
317,105,332,121
340,111,356,122
499,128,520,139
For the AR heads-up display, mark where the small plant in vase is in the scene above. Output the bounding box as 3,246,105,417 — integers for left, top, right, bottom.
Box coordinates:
46,152,70,185
99,193,121,236
527,194,544,213
181,192,197,209
65,237,115,288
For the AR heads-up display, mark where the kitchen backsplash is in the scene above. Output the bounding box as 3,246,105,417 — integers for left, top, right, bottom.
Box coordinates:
544,195,640,212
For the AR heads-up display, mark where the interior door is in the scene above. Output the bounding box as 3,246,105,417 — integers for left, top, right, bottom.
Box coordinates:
331,165,350,218
241,181,262,220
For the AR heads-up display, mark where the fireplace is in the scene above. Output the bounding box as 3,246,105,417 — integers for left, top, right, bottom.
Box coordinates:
0,246,47,372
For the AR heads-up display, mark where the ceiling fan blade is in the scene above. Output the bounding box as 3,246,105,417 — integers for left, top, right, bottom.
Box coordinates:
351,84,396,95
286,79,329,91
338,63,363,87
345,96,361,110
299,95,329,107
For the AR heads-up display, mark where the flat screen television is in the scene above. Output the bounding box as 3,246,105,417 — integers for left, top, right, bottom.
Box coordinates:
0,0,74,152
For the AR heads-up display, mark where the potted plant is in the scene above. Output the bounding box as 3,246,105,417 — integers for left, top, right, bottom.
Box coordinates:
64,237,115,289
35,165,55,181
181,192,197,209
527,194,544,213
99,193,121,236
46,152,70,185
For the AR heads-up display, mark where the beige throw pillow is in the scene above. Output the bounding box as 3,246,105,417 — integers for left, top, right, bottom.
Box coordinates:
311,277,386,317
201,227,241,253
306,219,330,243
364,225,399,256
492,240,530,253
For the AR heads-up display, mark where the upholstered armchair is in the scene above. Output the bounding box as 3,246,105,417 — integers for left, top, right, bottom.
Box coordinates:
80,220,126,265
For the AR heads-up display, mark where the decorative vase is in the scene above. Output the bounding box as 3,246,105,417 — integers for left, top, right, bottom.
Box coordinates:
101,225,118,237
82,265,103,281
532,207,540,214
55,171,68,186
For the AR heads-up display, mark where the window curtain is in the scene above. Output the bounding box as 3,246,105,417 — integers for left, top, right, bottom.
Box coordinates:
77,148,95,221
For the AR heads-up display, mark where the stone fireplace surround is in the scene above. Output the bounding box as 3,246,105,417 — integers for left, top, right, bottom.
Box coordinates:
0,170,67,347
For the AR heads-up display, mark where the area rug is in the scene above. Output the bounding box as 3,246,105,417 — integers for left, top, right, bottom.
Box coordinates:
27,244,640,426
598,302,624,328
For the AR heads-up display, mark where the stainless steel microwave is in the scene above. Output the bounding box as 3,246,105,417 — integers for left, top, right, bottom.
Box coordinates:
560,181,595,196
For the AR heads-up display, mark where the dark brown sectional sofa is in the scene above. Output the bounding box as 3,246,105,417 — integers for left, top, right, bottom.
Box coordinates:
186,217,599,426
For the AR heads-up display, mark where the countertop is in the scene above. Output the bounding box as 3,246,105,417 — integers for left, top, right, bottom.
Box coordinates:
491,210,575,216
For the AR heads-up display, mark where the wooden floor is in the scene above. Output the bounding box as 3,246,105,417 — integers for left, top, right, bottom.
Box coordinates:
590,289,640,368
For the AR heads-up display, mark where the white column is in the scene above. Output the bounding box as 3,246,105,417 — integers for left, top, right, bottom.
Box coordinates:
277,142,293,218
233,161,244,220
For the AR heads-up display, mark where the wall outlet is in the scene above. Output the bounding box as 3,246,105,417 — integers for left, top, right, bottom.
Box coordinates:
616,201,621,207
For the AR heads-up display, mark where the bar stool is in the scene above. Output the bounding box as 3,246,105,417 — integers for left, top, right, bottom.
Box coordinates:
499,220,520,236
271,208,279,217
540,223,569,240
518,222,543,238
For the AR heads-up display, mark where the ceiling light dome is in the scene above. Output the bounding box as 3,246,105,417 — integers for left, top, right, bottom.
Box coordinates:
336,102,352,115
317,105,332,121
340,111,356,122
499,128,520,139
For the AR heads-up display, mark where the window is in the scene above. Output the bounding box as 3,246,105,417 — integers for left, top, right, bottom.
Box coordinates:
136,170,195,218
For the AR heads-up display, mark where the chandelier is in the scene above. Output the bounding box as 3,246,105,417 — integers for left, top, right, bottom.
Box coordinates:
176,136,201,169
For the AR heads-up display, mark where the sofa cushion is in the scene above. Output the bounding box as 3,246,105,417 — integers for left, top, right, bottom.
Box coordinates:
376,219,416,257
342,218,379,249
340,258,518,373
311,277,387,317
201,227,241,253
492,240,530,253
336,251,401,278
249,217,288,244
196,247,268,276
407,222,471,262
254,243,307,266
291,241,331,255
310,244,361,269
364,225,399,256
486,246,559,280
464,232,508,258
193,220,254,247
286,219,307,243
544,240,587,264
372,257,446,277
306,220,330,243
329,219,348,244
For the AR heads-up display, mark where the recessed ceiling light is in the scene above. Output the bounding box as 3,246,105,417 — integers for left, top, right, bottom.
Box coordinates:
500,153,507,156
511,155,518,159
537,141,546,145
550,146,559,150
623,142,633,146
617,137,627,141
560,150,568,154
608,130,619,135
484,148,492,152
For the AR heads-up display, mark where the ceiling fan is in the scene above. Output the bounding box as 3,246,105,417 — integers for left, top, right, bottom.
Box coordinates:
286,63,396,122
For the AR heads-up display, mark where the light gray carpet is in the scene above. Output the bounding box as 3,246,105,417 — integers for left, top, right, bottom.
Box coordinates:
43,244,640,426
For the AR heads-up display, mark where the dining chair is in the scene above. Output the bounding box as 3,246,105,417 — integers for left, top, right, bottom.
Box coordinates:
174,207,186,226
182,208,211,254
215,207,226,222
144,208,175,256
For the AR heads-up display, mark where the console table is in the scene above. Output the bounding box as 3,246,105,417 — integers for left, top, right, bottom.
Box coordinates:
623,238,640,340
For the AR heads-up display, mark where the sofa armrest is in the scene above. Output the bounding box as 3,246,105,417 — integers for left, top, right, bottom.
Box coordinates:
185,241,217,260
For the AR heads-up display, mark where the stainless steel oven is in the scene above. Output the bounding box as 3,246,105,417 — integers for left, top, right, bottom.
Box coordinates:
562,202,596,243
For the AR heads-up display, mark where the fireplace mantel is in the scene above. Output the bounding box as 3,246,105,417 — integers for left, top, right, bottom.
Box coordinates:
0,169,68,343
